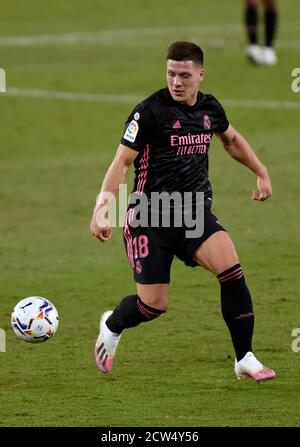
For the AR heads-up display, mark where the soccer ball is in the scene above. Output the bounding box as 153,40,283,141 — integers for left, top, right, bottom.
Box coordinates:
11,296,59,343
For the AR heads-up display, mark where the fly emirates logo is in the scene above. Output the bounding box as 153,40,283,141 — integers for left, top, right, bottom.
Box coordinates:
170,133,212,156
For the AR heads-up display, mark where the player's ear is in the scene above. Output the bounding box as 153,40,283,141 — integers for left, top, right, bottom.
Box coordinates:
199,68,205,82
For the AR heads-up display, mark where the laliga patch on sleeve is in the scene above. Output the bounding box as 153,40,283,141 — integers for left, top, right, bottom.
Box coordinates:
123,120,139,143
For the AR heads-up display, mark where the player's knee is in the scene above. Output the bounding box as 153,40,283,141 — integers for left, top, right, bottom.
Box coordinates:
215,258,239,277
140,294,169,312
137,284,169,311
228,255,239,269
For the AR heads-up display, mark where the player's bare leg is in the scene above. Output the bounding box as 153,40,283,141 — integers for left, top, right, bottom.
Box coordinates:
193,231,275,382
192,230,238,275
137,283,169,311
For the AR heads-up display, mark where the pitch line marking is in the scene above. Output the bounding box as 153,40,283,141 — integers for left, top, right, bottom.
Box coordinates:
4,87,300,110
0,22,299,46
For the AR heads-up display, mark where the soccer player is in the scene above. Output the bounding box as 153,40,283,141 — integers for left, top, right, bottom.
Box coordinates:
245,0,278,65
90,41,276,382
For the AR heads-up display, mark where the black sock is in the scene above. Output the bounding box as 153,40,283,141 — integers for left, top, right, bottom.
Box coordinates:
217,264,254,361
246,4,258,45
265,9,277,47
106,295,165,334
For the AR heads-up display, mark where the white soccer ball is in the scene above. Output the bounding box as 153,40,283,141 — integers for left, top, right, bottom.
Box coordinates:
11,296,59,343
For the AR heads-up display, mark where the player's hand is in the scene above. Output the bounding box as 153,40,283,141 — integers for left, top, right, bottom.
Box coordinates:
90,210,112,242
252,174,272,201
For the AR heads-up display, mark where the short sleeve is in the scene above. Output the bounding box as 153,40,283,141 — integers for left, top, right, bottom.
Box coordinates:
120,102,153,152
213,97,229,133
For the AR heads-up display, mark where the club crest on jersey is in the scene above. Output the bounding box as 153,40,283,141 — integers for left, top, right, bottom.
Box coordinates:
124,120,139,143
203,114,211,130
135,260,142,274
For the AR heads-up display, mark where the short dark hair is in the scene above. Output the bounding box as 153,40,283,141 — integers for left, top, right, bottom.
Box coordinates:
166,41,204,65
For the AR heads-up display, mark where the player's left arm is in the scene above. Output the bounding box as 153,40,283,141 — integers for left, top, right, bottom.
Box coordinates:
216,124,272,201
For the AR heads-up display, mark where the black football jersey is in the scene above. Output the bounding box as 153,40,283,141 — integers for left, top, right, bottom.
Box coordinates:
120,88,229,206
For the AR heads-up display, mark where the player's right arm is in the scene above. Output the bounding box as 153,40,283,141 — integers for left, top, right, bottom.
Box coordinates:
90,144,138,242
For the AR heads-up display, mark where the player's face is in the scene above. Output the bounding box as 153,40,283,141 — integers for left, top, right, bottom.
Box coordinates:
167,60,205,106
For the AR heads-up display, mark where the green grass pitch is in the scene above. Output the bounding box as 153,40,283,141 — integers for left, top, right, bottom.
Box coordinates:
0,0,299,427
